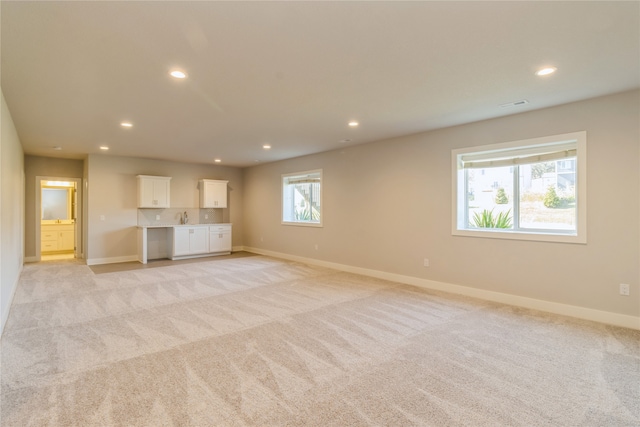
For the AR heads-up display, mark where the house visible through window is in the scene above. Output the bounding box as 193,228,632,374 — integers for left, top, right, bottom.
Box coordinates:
282,170,322,226
452,131,586,243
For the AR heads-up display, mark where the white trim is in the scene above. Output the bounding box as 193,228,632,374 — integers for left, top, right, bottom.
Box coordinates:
242,247,639,331
24,256,38,263
86,255,139,266
281,221,323,228
36,176,83,261
1,264,23,337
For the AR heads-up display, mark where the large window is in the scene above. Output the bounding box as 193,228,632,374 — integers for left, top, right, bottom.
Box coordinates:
282,169,322,227
452,131,586,243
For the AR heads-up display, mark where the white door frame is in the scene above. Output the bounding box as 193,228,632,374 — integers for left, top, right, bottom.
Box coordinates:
36,176,83,261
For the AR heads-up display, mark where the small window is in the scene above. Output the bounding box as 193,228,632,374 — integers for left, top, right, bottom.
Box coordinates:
282,170,322,227
452,131,586,243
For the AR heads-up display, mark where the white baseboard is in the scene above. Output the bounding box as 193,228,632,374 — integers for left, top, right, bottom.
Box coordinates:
86,255,139,266
243,246,640,331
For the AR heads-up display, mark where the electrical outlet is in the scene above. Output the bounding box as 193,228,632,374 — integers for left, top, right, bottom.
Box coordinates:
205,214,209,219
260,236,264,242
423,258,430,267
155,215,160,220
619,283,630,296
100,215,105,221
315,244,319,250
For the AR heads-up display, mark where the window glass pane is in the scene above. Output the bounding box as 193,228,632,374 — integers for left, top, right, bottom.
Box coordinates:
466,166,513,229
282,171,322,225
291,182,320,223
519,160,576,230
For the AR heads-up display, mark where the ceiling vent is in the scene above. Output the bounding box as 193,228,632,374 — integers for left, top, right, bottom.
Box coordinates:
499,100,529,108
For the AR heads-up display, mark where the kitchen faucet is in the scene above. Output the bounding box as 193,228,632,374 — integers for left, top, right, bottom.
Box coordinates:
183,211,188,224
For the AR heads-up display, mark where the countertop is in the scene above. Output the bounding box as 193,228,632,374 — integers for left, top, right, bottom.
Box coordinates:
137,223,232,229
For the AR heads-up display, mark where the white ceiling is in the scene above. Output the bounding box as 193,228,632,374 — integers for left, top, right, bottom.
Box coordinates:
2,1,638,168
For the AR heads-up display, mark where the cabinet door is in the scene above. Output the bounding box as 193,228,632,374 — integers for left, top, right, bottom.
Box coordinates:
139,178,153,207
59,230,75,251
138,176,171,208
200,180,227,208
219,232,231,252
209,228,231,252
173,228,191,256
190,227,209,254
152,179,170,208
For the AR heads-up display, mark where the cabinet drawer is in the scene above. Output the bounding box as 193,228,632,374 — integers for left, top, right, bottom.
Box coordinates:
42,241,59,251
42,232,58,240
209,225,231,232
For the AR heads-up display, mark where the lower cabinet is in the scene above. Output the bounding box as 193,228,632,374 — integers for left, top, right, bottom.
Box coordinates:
209,224,232,253
139,223,234,264
171,226,209,258
41,224,74,253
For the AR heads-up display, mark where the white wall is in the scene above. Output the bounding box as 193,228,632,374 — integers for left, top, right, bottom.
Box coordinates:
1,90,25,335
86,154,243,264
243,90,640,327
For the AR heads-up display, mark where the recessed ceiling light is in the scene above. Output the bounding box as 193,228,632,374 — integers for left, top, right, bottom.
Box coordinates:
263,144,271,149
348,121,359,127
170,70,187,79
214,159,221,163
121,122,133,128
535,67,557,76
340,139,352,143
99,146,109,151
53,146,62,151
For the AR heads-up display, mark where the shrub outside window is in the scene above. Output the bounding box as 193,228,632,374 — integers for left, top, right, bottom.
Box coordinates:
452,132,586,243
282,170,322,227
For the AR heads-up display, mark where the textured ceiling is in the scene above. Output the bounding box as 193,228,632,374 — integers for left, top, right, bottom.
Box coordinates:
2,1,638,167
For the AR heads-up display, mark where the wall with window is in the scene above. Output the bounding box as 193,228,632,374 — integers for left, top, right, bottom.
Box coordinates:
243,90,639,323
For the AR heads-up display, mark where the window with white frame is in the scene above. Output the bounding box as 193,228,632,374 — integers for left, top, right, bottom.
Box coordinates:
282,170,322,226
452,131,586,243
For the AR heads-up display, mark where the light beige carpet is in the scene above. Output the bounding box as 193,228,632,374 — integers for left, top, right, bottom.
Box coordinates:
1,256,638,426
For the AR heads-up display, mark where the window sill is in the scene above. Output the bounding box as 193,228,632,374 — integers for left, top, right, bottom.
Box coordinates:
452,228,586,244
282,221,323,228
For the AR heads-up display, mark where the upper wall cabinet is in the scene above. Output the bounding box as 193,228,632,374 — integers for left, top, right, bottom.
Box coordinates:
137,175,171,208
199,179,228,208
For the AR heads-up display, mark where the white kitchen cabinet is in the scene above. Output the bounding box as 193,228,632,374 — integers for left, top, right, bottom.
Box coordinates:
209,224,232,253
171,226,208,258
137,175,171,208
138,224,233,264
199,179,228,208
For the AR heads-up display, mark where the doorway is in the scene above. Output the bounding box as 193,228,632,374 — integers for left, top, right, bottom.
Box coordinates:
36,176,82,261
